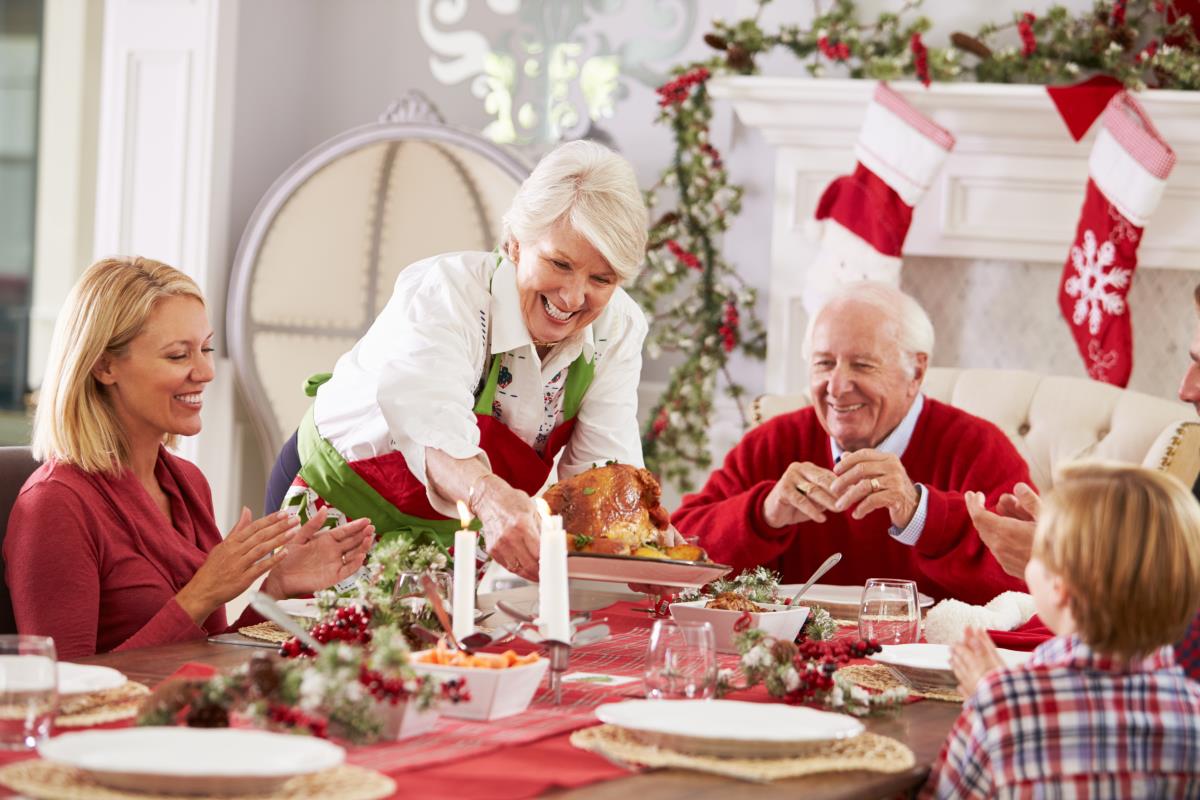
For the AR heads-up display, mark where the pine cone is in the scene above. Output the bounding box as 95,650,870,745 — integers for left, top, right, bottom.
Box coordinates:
138,677,201,721
186,699,231,728
247,655,281,697
654,211,680,230
703,33,728,51
771,638,798,662
726,44,753,71
950,32,993,59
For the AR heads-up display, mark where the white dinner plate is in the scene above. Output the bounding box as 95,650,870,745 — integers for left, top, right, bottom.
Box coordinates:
39,728,345,795
595,699,864,757
57,663,127,696
275,598,321,619
871,642,1030,693
778,583,935,609
567,552,731,589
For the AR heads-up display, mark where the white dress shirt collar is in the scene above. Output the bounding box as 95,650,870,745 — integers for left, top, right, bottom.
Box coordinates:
830,393,925,463
488,257,595,363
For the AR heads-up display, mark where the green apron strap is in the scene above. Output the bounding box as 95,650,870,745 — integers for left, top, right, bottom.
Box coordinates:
561,354,594,421
472,354,504,416
304,373,333,398
295,406,475,554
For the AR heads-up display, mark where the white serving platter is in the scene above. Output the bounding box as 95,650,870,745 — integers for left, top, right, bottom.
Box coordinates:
595,699,864,758
567,552,731,589
38,728,345,795
871,642,1030,693
57,663,127,696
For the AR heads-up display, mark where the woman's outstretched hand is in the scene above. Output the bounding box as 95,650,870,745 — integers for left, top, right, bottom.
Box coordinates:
472,474,541,582
261,508,375,599
176,508,298,624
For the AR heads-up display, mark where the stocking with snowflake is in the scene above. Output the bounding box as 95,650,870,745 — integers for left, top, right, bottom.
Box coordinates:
1059,92,1175,387
803,83,955,314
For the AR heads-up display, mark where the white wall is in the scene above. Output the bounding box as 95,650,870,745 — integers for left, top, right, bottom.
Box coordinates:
209,0,1196,508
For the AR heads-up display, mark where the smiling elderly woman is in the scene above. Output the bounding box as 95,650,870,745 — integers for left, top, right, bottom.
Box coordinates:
5,258,373,659
273,140,654,580
673,282,1029,605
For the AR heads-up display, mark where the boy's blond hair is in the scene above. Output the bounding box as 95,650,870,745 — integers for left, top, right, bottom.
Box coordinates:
1034,461,1200,660
32,257,204,475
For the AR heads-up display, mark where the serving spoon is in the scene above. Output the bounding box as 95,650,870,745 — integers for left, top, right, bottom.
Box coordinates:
789,552,842,605
421,572,472,653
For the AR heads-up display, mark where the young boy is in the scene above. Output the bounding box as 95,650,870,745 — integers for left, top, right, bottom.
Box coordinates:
923,462,1200,799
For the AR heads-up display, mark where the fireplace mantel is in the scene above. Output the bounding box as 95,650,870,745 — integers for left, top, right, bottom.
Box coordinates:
708,77,1200,394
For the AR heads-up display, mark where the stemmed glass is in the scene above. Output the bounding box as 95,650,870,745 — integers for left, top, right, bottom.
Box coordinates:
858,578,921,645
644,619,717,699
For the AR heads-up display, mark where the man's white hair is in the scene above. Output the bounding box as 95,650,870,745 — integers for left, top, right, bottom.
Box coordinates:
801,281,935,378
501,140,647,283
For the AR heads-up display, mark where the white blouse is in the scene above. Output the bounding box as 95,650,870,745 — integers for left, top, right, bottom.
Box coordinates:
313,251,648,518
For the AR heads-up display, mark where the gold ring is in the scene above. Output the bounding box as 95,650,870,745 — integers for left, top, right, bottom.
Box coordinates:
870,478,882,492
796,482,812,496
512,559,521,572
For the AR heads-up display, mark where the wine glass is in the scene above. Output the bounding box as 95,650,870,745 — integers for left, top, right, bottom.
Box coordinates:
644,619,717,699
858,578,921,645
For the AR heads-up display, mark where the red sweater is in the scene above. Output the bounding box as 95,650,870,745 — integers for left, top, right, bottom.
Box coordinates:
4,447,258,659
674,398,1028,605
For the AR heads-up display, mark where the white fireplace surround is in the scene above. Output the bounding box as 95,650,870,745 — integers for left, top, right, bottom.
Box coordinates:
708,77,1200,396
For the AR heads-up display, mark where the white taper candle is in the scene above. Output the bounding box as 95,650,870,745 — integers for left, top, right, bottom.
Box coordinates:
535,498,571,642
453,500,476,641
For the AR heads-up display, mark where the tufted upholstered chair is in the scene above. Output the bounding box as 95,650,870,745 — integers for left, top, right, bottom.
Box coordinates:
227,92,529,474
749,367,1198,492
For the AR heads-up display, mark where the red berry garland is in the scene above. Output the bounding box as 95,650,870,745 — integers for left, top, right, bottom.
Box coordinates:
267,704,329,739
776,637,883,704
910,33,931,87
280,605,373,658
655,67,711,108
1018,13,1038,57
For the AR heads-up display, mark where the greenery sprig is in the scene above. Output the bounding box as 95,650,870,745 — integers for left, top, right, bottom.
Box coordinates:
637,0,1199,490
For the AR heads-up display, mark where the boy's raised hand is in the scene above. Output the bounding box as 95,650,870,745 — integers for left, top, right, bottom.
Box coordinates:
949,626,1005,697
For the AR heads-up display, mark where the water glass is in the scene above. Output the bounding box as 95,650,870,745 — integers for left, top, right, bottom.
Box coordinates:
858,578,921,645
393,570,452,614
0,635,57,750
644,620,717,700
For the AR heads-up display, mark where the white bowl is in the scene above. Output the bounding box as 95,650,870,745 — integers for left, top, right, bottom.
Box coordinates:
39,728,344,795
669,600,810,653
411,652,548,721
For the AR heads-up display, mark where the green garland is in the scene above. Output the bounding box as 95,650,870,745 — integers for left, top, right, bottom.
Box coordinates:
635,0,1199,490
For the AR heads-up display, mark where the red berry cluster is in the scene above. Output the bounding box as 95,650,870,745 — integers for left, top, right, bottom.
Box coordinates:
817,36,851,61
699,142,723,169
718,301,739,353
779,638,883,703
650,407,669,438
279,605,373,658
666,239,702,270
439,677,471,704
1111,0,1127,27
267,704,329,738
1154,0,1166,12
1018,13,1037,57
656,67,711,107
910,33,931,87
1138,40,1159,63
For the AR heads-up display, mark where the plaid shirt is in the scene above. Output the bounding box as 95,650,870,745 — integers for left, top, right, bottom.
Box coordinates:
922,635,1200,799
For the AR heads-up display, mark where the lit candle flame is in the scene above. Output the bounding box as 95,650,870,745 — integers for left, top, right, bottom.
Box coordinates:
534,497,551,519
456,500,471,529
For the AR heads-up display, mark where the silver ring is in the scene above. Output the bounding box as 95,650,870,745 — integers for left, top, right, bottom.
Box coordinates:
870,478,882,492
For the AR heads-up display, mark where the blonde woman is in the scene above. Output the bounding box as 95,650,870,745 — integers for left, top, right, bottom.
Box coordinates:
5,257,373,659
276,139,674,580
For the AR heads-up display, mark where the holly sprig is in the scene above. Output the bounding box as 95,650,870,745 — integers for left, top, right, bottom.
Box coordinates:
638,0,1199,491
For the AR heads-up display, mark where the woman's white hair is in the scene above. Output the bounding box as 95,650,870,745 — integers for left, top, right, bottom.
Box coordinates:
801,281,935,378
501,140,647,283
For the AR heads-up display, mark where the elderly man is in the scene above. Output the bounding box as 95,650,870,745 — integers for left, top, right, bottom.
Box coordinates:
967,283,1200,678
674,282,1027,605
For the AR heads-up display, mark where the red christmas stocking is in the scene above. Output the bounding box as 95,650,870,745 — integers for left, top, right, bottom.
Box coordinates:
803,83,955,314
1058,92,1175,387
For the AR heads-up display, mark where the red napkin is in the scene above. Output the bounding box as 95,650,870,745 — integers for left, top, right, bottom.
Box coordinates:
157,662,220,686
987,615,1053,651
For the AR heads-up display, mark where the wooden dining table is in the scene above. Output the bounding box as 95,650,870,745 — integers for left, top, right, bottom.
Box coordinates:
71,587,964,800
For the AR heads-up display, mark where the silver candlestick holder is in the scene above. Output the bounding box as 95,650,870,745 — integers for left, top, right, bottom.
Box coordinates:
496,601,610,704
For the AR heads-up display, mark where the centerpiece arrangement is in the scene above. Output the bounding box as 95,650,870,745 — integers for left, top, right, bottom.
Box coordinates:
138,626,468,743
676,566,839,641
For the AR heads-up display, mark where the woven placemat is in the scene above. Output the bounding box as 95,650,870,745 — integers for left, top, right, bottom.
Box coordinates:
837,664,963,703
0,761,394,800
57,682,151,728
570,724,915,782
238,621,291,644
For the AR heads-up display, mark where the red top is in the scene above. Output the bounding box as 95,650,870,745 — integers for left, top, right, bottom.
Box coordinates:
4,447,258,659
673,398,1029,605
